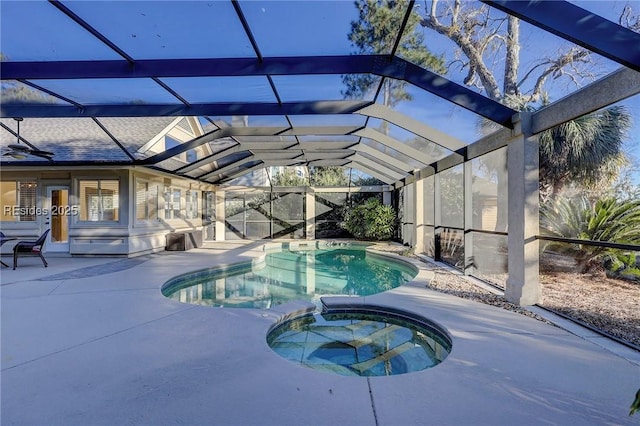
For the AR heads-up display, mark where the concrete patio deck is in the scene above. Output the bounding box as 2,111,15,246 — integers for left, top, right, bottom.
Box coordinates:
1,242,639,425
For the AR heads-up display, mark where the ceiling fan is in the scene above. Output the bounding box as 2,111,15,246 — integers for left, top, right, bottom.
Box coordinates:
3,117,54,161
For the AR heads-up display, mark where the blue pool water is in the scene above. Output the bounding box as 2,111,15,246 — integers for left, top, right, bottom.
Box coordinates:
267,310,451,376
162,247,417,309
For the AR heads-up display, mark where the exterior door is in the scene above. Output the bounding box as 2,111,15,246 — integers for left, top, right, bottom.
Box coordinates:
45,186,70,252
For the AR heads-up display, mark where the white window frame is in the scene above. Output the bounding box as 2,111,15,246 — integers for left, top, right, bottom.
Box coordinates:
164,186,182,219
78,179,120,223
135,179,159,223
186,190,199,220
0,180,38,222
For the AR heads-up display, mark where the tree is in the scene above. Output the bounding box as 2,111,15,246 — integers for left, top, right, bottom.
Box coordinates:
270,168,307,187
270,166,350,187
344,198,396,240
420,1,594,105
352,175,385,186
309,166,350,186
538,105,631,201
419,0,634,200
540,196,640,273
608,163,640,202
1,81,58,104
343,0,446,183
343,0,445,110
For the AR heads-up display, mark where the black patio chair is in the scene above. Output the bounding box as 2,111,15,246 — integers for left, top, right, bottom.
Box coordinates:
13,229,50,270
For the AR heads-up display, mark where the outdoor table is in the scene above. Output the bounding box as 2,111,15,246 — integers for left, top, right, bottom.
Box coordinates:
0,237,17,267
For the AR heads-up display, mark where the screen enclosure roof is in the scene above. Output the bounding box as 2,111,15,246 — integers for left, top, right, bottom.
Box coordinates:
1,0,639,185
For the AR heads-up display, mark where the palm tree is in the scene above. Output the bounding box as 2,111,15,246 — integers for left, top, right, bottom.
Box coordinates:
538,105,631,202
478,101,632,205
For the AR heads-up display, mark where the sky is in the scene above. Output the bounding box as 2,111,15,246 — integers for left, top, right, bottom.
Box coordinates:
0,0,638,183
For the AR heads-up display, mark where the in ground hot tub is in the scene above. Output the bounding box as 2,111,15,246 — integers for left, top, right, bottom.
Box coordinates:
267,305,452,377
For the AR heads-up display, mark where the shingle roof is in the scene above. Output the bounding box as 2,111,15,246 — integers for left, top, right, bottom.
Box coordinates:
0,117,176,162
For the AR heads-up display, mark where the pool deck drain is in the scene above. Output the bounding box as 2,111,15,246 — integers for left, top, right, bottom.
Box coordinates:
1,242,639,425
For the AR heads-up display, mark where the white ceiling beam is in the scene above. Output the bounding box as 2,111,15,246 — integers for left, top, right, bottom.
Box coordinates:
217,158,304,182
346,162,396,184
531,67,640,134
198,154,255,180
354,127,435,166
354,143,413,172
251,150,304,160
350,155,406,181
357,104,466,151
214,162,266,183
176,143,240,173
350,153,408,179
278,126,362,136
308,159,351,167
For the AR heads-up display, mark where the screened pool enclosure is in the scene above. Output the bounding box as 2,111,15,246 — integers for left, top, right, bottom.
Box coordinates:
1,0,639,306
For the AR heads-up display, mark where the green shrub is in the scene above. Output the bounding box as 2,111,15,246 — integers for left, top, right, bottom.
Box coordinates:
541,196,640,274
343,198,395,241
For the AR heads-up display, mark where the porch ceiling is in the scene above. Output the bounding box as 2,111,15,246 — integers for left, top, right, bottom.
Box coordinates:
1,1,639,185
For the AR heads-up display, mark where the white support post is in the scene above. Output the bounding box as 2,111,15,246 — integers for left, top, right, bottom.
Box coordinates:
414,176,424,253
383,189,392,206
305,190,315,240
403,182,415,246
433,173,442,261
464,161,474,276
215,189,226,241
506,113,541,305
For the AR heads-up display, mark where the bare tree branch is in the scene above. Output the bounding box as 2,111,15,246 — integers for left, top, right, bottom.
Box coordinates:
620,5,640,32
503,16,520,97
422,1,601,107
422,1,501,100
521,48,591,103
429,0,439,25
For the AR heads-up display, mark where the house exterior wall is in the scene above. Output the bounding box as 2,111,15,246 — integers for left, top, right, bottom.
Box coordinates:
0,167,217,257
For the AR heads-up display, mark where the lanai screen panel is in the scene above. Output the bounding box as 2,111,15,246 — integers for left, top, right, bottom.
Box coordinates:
0,1,122,61
315,192,350,239
468,147,509,288
397,0,627,111
1,0,638,188
371,83,504,145
272,192,306,239
423,175,436,257
238,0,384,56
53,1,256,59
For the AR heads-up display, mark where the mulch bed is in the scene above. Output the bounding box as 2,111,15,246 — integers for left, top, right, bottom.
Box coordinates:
370,243,640,347
540,270,640,347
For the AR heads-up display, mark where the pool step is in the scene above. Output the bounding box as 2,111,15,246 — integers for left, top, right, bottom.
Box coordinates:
350,341,415,373
347,324,403,348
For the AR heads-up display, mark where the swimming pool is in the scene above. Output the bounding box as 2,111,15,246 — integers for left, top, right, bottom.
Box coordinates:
161,245,417,309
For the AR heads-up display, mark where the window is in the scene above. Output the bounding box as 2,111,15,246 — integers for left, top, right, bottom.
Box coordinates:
186,149,198,163
165,136,180,150
186,190,199,219
164,187,181,219
166,135,198,163
135,180,158,222
79,180,119,222
1,180,37,222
